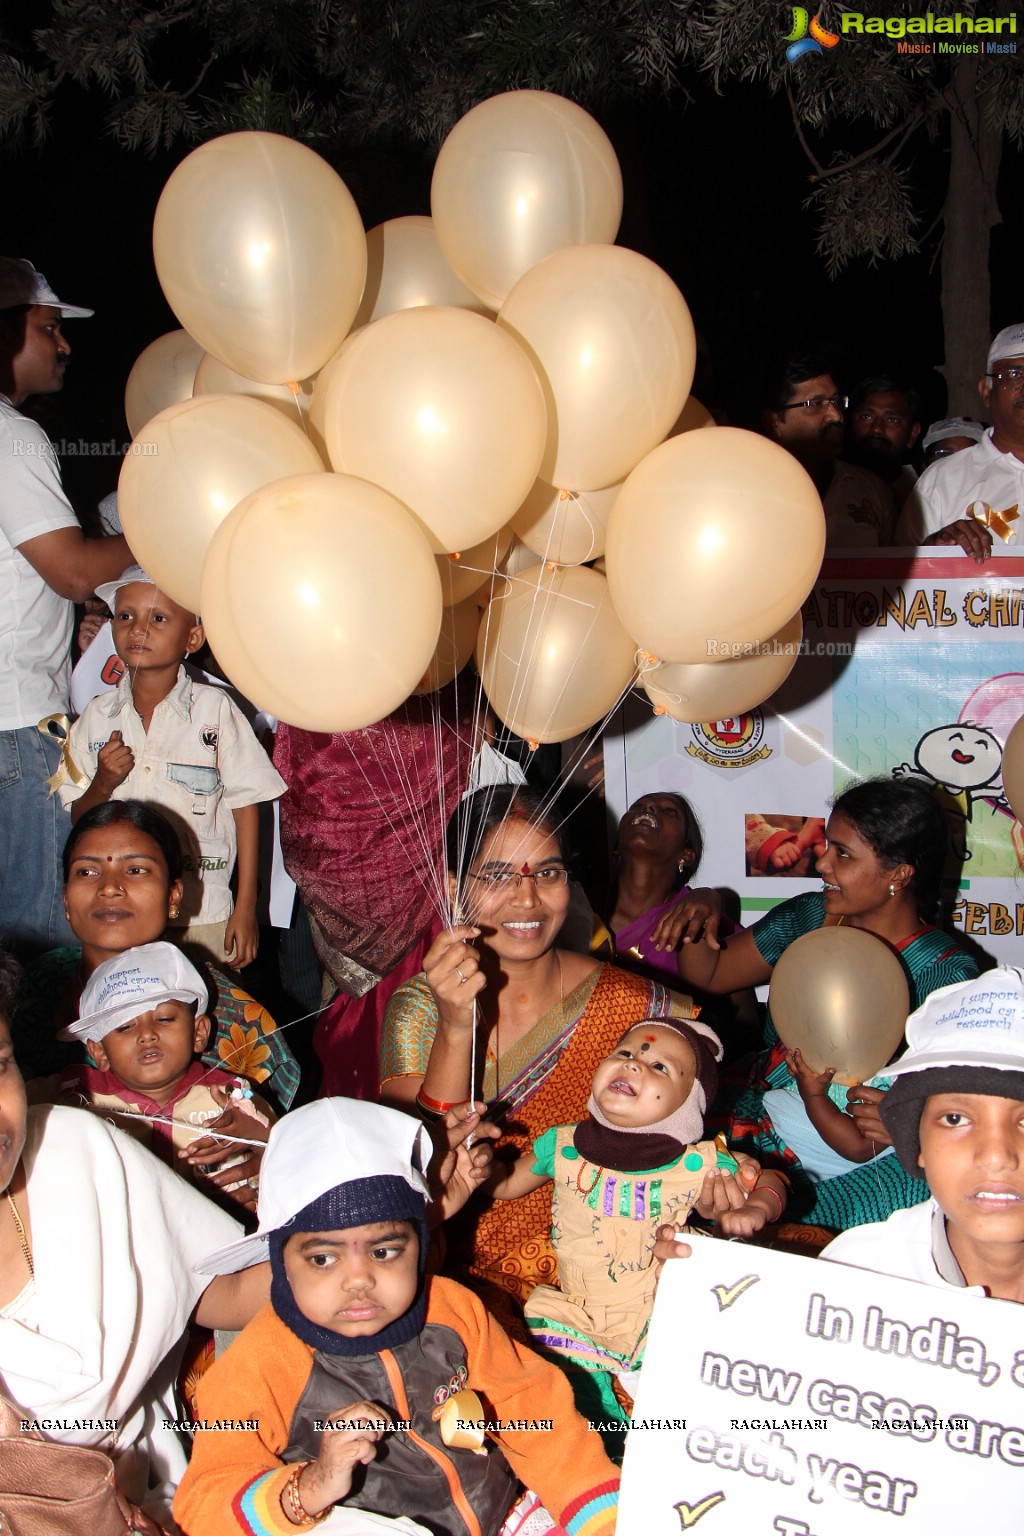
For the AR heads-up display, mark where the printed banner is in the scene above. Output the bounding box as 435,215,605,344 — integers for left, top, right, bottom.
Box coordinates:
620,1236,1023,1533
605,551,1024,962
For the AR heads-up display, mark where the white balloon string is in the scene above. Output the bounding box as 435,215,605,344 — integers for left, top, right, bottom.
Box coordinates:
179,999,329,1101
99,1106,269,1148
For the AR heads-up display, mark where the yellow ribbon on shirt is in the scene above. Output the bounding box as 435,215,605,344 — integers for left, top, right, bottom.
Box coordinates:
37,713,86,796
966,500,1019,543
438,1389,487,1453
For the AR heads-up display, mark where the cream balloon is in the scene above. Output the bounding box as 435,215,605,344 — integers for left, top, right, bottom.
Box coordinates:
118,395,325,613
667,395,717,436
436,525,514,607
768,927,910,1085
193,352,315,426
306,330,364,464
321,306,547,553
500,536,540,581
153,131,367,384
124,330,204,438
201,473,442,732
476,563,636,745
641,614,803,724
413,595,481,695
606,428,825,664
353,216,491,328
512,479,620,566
431,90,622,311
1002,715,1024,823
498,245,696,490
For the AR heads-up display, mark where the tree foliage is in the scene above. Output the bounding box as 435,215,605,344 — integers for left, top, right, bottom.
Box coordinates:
3,0,1021,401
0,0,695,154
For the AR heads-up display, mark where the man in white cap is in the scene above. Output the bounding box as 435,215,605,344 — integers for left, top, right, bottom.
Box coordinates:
897,322,1024,556
0,257,131,949
822,967,1024,1303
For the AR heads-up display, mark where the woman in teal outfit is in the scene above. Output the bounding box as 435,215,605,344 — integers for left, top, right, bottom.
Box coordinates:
678,778,978,1229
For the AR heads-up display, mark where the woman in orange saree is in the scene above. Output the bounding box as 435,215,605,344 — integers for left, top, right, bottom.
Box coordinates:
380,786,697,1307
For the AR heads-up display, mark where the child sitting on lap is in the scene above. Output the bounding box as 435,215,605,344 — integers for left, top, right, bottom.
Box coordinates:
175,1099,618,1536
489,1019,787,1418
40,941,272,1210
57,564,286,969
823,967,1024,1302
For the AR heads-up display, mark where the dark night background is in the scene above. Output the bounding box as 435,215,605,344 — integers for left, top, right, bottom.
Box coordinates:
6,28,1024,522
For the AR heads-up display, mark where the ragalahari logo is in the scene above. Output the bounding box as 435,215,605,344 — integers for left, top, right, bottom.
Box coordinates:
785,7,841,63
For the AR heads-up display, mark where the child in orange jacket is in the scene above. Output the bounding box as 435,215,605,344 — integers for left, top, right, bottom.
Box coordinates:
174,1099,618,1536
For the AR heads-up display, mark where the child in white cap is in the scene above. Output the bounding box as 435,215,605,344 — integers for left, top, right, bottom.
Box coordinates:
823,967,1024,1303
175,1099,620,1536
489,1019,787,1425
55,565,286,969
42,940,272,1208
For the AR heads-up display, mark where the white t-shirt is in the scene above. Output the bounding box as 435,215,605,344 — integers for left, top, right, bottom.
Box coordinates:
821,1199,984,1293
0,394,79,727
896,430,1024,545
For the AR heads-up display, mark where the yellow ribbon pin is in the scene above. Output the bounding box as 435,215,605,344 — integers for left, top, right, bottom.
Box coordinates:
438,1389,488,1454
967,500,1019,543
38,714,86,795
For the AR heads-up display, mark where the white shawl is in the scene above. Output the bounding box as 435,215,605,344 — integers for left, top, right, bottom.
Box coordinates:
0,1105,240,1506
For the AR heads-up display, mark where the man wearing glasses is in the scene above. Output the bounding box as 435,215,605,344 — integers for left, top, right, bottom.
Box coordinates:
896,323,1024,560
763,356,896,547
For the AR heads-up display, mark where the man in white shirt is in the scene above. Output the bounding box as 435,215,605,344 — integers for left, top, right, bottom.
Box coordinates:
0,257,131,949
897,323,1024,556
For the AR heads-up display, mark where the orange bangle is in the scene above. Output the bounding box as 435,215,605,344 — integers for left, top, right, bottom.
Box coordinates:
416,1089,461,1115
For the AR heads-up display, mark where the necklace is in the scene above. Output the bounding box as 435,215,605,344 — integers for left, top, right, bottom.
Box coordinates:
576,1159,603,1196
6,1191,33,1279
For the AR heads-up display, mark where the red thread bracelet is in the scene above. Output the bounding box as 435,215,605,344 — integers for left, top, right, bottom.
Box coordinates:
757,1184,784,1223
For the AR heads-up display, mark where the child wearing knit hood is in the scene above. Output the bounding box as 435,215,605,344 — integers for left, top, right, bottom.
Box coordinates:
175,1099,619,1536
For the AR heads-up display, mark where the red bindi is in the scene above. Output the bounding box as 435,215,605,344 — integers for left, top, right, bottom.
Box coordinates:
643,1033,657,1042
520,862,530,875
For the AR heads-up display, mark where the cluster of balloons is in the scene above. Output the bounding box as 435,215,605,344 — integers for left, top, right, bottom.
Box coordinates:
120,91,825,738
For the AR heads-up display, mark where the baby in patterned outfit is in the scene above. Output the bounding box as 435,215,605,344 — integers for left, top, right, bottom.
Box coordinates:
489,1018,786,1417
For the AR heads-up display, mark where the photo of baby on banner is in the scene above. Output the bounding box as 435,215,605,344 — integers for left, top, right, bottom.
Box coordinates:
745,815,826,878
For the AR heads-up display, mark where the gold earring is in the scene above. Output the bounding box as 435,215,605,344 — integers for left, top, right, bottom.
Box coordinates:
888,883,897,897
169,904,180,919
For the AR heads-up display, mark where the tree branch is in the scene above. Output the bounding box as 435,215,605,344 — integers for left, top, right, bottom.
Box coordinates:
786,81,824,177
810,109,923,182
181,50,218,100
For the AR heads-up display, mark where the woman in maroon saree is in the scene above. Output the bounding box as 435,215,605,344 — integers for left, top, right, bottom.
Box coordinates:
273,694,468,1096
